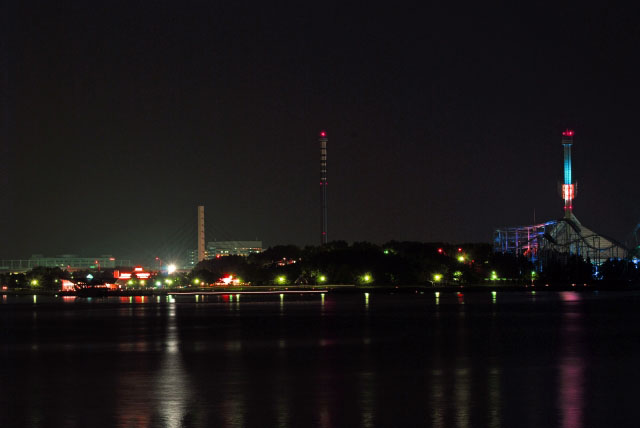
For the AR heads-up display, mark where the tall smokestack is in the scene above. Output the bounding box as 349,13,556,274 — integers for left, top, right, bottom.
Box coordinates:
197,205,205,262
319,131,328,245
561,129,576,218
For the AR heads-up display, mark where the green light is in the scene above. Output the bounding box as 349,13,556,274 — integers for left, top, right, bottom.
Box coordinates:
433,274,442,282
435,291,440,297
193,278,200,284
362,274,372,283
383,249,389,255
30,279,38,286
155,281,162,287
318,275,327,283
457,255,465,262
277,276,286,284
165,279,173,285
492,291,497,297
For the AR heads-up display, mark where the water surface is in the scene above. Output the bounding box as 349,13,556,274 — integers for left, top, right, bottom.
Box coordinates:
1,291,639,427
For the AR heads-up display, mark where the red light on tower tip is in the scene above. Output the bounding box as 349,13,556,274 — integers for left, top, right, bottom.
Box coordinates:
562,129,574,137
320,131,326,137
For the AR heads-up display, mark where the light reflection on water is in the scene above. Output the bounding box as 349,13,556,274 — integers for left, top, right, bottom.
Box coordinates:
2,291,640,427
157,302,189,428
430,368,445,428
559,292,584,428
488,367,501,428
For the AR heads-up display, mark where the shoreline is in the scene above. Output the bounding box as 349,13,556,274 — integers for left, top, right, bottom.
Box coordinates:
3,282,640,296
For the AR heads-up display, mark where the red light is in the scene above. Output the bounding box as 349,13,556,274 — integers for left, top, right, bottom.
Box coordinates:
562,184,574,201
437,248,443,253
458,248,462,252
320,131,326,137
562,129,574,137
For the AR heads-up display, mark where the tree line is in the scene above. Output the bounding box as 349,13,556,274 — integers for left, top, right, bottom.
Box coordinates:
2,241,639,290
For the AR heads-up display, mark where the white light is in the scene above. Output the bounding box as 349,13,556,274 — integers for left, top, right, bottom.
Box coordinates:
167,264,177,274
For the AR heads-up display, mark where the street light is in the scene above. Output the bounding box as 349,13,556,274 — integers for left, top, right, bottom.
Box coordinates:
531,270,536,287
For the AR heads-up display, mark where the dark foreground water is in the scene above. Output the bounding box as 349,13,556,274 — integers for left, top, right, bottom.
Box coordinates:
1,291,640,428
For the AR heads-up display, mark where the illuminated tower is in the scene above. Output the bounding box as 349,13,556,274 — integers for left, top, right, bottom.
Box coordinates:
319,131,328,244
197,205,205,262
561,130,576,218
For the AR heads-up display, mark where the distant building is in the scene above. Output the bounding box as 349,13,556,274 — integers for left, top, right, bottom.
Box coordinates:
186,241,263,268
207,241,263,257
0,255,131,273
186,249,208,269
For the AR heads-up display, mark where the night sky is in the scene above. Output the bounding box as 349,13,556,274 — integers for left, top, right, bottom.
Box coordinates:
2,1,640,262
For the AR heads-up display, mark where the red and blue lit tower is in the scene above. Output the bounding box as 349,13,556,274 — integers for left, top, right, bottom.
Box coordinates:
561,129,576,218
319,131,328,244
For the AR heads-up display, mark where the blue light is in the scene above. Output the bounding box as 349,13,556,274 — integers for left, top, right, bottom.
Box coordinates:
563,144,572,185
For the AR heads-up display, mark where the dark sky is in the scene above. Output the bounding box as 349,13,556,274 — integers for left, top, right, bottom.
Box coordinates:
2,1,640,262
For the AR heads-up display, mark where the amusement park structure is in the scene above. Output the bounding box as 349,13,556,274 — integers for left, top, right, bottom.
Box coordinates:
493,130,627,269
